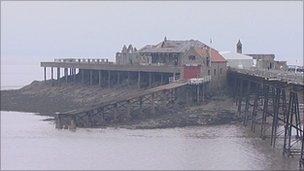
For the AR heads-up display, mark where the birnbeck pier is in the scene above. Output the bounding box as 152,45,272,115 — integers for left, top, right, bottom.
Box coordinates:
40,38,304,168
41,58,211,129
228,68,304,168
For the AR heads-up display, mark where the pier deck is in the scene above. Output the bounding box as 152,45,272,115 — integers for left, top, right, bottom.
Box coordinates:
228,68,304,168
63,80,189,115
55,78,210,129
41,61,182,73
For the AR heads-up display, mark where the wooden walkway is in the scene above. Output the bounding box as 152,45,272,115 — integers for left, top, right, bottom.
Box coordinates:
62,80,188,115
229,67,304,86
55,78,210,129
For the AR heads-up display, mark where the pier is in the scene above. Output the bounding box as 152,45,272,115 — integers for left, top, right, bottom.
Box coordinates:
228,67,304,168
39,38,304,168
54,79,210,129
40,59,304,168
40,58,211,129
41,58,182,88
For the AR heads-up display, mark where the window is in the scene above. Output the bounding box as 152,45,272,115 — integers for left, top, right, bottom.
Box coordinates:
206,57,210,67
214,69,216,75
208,70,211,75
220,68,223,74
189,55,196,61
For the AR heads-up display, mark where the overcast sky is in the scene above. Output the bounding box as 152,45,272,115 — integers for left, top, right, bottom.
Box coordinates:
1,1,303,65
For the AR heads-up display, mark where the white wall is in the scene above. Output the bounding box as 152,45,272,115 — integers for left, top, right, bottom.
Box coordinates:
227,59,253,69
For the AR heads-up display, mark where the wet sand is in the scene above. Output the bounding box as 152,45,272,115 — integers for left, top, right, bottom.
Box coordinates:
1,80,238,129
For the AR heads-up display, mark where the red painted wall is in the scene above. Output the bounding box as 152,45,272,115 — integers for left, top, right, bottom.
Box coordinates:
183,65,201,80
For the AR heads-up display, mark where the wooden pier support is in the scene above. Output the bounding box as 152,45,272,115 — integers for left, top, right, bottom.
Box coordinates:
44,67,46,82
139,97,143,116
126,100,131,120
117,71,120,85
271,87,280,148
51,67,54,86
151,93,155,114
64,68,68,83
283,91,302,157
243,81,251,126
196,85,200,104
250,83,259,132
127,72,130,87
300,134,304,168
99,70,102,86
260,84,269,139
160,73,163,85
89,70,93,85
73,68,76,81
149,72,152,87
237,80,244,117
202,83,205,103
57,67,60,84
81,69,85,84
108,70,111,88
55,113,62,129
137,71,141,88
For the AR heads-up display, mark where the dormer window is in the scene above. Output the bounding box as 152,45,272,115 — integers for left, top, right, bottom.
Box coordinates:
189,55,196,61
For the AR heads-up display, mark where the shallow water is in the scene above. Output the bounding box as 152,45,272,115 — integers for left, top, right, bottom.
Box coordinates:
0,58,300,170
1,111,298,170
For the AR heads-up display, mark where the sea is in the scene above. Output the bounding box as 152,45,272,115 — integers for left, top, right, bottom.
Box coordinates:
0,56,299,170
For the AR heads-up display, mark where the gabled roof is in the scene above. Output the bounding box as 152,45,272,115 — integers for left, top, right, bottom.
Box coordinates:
138,39,226,62
138,39,209,53
210,49,226,62
192,47,226,62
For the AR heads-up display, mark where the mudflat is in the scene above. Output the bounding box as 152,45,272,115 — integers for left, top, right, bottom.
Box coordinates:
0,81,238,129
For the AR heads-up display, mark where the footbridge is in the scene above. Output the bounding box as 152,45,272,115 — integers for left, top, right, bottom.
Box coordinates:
55,76,211,129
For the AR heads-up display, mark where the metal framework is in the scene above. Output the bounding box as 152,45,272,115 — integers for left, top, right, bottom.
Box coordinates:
229,71,304,168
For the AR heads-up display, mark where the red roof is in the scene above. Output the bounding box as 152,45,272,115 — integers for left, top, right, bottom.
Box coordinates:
210,49,226,63
194,48,226,63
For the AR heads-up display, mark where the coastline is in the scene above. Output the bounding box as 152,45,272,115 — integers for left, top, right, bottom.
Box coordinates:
0,81,239,129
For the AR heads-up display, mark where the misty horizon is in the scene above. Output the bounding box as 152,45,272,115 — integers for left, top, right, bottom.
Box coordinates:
1,1,303,65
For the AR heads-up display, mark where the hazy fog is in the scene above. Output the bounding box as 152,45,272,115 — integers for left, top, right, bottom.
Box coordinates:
1,1,303,65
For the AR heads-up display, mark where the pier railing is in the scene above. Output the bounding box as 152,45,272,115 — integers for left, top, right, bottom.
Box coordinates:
188,75,211,85
229,67,304,86
54,58,112,64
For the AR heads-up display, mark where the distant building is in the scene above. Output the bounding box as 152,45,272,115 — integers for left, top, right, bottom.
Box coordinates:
115,37,228,90
115,44,145,65
274,60,288,70
288,65,304,73
246,54,275,69
236,40,286,70
220,51,253,69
